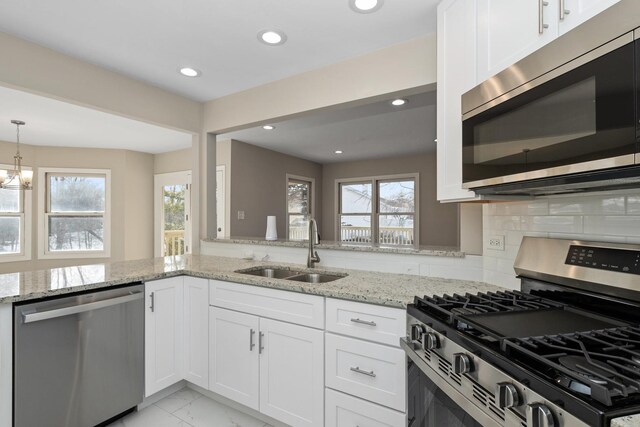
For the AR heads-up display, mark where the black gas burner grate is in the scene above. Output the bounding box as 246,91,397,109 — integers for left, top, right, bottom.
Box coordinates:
503,326,640,406
415,290,564,324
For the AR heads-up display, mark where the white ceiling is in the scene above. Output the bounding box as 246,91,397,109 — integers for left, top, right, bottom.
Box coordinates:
219,91,437,163
0,0,438,102
0,86,193,154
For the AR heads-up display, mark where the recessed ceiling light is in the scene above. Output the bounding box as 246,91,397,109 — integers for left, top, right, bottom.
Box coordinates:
179,67,201,77
335,150,343,154
349,0,384,13
390,98,408,106
263,125,275,130
258,30,287,46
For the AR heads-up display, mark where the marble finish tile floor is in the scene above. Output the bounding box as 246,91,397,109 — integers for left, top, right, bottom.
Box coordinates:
108,387,272,427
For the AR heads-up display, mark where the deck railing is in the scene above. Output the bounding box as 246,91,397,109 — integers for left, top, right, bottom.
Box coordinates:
164,229,185,256
289,226,413,245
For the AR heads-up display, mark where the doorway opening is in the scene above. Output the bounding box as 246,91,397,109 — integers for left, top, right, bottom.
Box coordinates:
154,171,191,257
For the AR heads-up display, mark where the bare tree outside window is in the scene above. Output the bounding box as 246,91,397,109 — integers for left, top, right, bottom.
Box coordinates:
287,178,312,240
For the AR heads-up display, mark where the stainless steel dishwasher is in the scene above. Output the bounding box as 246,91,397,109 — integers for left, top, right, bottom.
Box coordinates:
14,283,144,427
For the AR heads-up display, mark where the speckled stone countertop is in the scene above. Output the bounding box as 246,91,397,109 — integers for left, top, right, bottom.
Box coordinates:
612,415,640,427
206,237,465,257
0,254,500,306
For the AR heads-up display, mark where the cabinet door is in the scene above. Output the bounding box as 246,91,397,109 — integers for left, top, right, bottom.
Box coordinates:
259,318,324,427
183,277,209,388
558,0,620,35
476,0,558,82
145,277,184,397
436,0,479,202
209,307,259,410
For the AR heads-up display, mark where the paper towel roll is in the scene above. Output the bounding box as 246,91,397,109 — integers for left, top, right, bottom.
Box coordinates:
265,216,278,240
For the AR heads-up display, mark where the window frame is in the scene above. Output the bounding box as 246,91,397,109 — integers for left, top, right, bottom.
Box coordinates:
285,174,315,241
38,168,111,259
336,173,419,246
0,163,32,262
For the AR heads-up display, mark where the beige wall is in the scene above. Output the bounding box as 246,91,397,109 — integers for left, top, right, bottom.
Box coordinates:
154,147,193,174
321,153,459,247
0,141,154,273
229,140,323,238
204,35,436,134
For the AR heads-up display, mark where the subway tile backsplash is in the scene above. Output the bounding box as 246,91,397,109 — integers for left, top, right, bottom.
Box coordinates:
483,190,640,289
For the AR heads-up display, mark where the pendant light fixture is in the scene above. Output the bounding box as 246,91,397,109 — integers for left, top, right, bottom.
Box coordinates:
0,120,33,190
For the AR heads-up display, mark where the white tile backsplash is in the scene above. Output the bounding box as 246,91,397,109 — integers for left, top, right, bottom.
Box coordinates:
483,190,640,288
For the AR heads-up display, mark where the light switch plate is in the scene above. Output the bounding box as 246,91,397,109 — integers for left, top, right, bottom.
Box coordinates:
488,235,505,251
237,211,245,220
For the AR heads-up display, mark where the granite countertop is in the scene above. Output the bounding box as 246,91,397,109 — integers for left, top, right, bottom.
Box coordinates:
0,254,500,306
206,237,465,257
612,415,640,427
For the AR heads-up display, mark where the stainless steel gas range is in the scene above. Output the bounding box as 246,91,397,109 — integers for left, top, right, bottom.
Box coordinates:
402,237,640,427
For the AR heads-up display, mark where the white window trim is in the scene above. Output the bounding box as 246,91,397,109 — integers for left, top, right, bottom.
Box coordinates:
335,173,420,245
285,174,315,241
38,167,111,260
0,164,32,263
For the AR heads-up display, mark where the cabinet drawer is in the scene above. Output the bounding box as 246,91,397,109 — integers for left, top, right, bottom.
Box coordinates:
209,280,324,329
326,333,406,411
325,388,406,427
326,298,405,347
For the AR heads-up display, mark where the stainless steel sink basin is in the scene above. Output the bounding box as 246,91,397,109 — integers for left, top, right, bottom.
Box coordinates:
287,273,344,283
237,267,303,279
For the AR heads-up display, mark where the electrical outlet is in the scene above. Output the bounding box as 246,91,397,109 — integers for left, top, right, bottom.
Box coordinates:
237,210,245,220
488,235,505,251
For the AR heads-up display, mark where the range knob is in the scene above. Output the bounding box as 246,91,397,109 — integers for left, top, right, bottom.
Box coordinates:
410,324,426,343
453,353,473,374
422,332,440,350
527,403,555,427
495,382,520,409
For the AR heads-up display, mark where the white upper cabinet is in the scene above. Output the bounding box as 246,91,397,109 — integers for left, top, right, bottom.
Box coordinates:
558,0,621,35
476,0,558,83
436,0,479,202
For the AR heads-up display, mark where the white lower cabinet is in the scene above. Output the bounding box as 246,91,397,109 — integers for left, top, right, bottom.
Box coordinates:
209,292,325,427
145,277,184,397
209,307,260,410
325,388,406,427
325,333,406,412
183,277,209,388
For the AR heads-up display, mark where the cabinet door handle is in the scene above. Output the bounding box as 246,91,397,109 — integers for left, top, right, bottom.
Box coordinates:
259,331,265,354
249,329,256,351
149,292,155,313
559,0,570,20
350,366,376,378
350,318,377,327
538,0,549,34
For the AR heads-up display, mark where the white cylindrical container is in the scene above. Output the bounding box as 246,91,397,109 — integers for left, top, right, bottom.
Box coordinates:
265,216,278,240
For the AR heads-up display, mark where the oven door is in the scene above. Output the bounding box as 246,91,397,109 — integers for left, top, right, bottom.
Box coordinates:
461,35,637,190
408,359,483,427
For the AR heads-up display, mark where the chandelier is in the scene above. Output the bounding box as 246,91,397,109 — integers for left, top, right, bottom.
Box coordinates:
0,120,33,190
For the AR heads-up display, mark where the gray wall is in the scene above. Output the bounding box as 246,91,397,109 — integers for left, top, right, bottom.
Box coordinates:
321,153,459,247
229,140,323,238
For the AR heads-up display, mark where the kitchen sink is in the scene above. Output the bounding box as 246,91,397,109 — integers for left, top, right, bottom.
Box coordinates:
286,273,344,283
236,267,346,283
237,267,303,279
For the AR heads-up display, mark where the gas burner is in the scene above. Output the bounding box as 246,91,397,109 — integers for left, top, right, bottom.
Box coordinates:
558,355,617,384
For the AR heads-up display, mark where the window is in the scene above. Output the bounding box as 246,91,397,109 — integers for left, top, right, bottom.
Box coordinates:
338,175,417,246
39,168,111,258
0,165,31,261
286,175,313,240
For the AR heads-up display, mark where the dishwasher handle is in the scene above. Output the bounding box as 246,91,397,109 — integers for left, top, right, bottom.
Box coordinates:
22,291,144,324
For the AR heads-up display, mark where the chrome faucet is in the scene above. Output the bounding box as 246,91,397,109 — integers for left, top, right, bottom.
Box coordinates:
307,218,320,268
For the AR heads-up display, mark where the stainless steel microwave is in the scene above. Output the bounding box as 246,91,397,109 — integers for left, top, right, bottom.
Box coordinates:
461,25,640,196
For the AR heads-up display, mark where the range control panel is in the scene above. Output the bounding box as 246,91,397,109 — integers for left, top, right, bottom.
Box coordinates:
565,245,640,275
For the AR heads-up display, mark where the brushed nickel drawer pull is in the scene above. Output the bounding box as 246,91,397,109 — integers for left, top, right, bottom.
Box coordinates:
350,318,377,327
350,366,376,377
